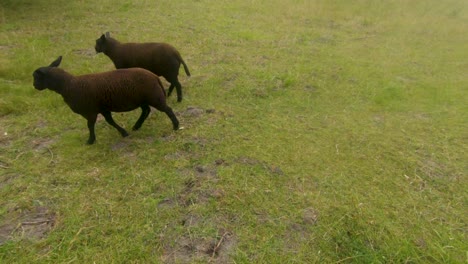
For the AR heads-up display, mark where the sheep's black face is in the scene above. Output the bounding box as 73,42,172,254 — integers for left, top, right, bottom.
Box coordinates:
33,56,62,91
33,68,49,90
95,35,106,53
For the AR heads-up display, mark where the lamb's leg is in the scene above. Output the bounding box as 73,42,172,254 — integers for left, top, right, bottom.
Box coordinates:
101,111,129,137
86,114,98,145
133,105,151,131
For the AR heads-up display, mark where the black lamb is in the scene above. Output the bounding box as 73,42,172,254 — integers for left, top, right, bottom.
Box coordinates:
95,32,191,102
32,56,179,145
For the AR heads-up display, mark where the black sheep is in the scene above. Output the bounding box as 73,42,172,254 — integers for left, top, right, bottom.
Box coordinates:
33,56,179,145
95,32,191,102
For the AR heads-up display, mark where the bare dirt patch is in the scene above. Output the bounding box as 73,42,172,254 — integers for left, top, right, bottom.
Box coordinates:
157,197,178,208
236,156,284,176
158,163,235,263
111,140,130,151
220,74,238,90
181,213,203,228
0,173,18,189
32,137,55,152
417,158,446,179
30,137,56,164
180,106,205,118
193,165,218,179
163,151,188,162
302,207,319,225
0,206,55,245
0,132,13,148
158,163,222,208
175,165,222,207
0,45,13,50
164,136,210,162
161,230,236,264
304,84,318,92
283,207,319,254
157,159,242,262
0,160,10,169
206,231,236,262
177,106,221,127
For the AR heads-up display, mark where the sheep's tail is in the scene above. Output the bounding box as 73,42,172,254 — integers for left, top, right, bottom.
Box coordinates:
157,77,166,97
181,59,191,77
177,52,191,77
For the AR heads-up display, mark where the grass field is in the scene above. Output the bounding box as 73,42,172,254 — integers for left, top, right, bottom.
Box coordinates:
0,0,467,263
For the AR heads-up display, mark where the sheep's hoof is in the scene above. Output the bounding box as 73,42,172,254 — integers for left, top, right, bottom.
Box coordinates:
120,130,129,137
87,139,95,145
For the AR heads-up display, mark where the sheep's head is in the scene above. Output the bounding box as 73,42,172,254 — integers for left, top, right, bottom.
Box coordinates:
33,56,62,90
95,32,111,53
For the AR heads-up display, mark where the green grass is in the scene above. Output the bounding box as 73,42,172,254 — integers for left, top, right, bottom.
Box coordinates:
1,0,467,263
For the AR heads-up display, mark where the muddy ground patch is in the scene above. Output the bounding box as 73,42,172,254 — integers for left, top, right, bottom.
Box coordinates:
161,229,236,264
0,205,55,245
157,156,287,263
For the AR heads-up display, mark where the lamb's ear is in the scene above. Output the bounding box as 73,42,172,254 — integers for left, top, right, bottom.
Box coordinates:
49,56,62,67
105,32,110,38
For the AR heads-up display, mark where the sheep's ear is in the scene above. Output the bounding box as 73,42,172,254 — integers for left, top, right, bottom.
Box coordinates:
49,56,62,67
105,32,110,38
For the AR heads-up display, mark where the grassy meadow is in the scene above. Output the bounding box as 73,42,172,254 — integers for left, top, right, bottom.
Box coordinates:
0,0,467,263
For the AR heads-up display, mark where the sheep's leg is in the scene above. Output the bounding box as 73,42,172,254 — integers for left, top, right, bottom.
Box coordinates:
174,81,183,102
167,78,183,102
86,114,98,145
153,104,179,130
167,83,175,97
164,106,180,130
101,111,129,137
133,105,151,131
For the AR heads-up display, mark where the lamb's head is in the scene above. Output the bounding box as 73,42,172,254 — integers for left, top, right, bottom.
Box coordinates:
95,32,112,53
33,56,62,90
